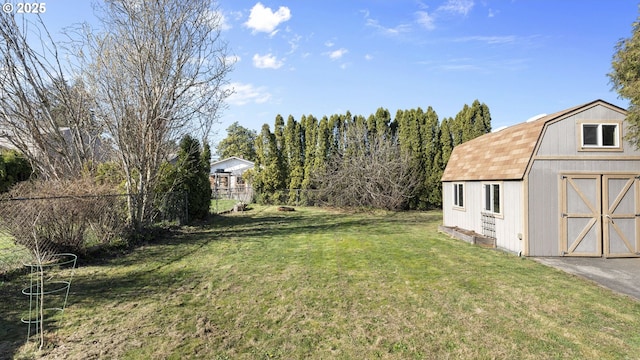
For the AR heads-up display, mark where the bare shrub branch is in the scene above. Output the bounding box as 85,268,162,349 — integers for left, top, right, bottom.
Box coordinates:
0,14,102,178
313,122,419,210
0,179,128,255
76,0,233,226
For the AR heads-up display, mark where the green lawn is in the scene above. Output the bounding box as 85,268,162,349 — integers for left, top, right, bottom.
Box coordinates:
0,233,31,275
1,206,639,359
210,198,241,214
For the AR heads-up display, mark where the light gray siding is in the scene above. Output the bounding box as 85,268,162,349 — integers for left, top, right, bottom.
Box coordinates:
497,181,524,254
536,105,637,157
443,181,482,232
527,103,639,256
527,160,640,256
443,181,524,254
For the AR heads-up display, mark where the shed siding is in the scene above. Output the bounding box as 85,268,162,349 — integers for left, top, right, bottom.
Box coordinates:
443,181,523,254
527,159,640,256
443,182,482,232
497,181,524,254
536,105,635,157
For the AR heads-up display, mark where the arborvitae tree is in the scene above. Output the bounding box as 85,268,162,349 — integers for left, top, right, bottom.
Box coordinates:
439,117,454,167
345,115,368,158
469,99,492,137
247,102,491,210
216,121,258,161
274,114,286,153
451,100,492,145
254,124,287,204
428,146,444,207
313,116,331,175
366,113,377,140
374,107,391,137
173,135,211,221
335,112,352,155
451,104,469,146
285,115,304,204
421,106,441,209
273,114,288,192
301,114,317,193
201,141,212,171
396,108,427,209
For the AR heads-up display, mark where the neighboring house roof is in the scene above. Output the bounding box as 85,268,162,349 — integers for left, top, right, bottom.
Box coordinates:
210,156,254,175
441,100,627,182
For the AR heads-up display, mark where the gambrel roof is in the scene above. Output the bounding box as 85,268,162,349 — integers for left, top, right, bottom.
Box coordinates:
441,100,627,181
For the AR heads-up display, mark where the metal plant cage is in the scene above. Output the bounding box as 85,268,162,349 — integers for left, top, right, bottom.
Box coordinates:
21,253,77,340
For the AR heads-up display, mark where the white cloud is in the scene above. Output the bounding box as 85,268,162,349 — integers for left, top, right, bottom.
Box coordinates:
454,35,517,45
325,40,335,47
365,54,373,61
365,17,412,36
244,2,291,36
252,53,284,69
437,0,474,16
225,82,272,105
288,34,302,54
329,48,348,60
362,9,412,36
416,11,435,30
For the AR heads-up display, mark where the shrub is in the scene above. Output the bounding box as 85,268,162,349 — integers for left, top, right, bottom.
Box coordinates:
0,150,32,192
155,135,211,222
0,178,128,256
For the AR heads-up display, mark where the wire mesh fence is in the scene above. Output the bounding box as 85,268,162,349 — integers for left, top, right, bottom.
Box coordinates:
0,191,187,275
251,188,324,207
211,187,253,213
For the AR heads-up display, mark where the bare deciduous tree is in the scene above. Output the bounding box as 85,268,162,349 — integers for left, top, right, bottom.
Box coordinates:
0,14,101,178
77,0,233,227
0,0,232,228
313,122,418,211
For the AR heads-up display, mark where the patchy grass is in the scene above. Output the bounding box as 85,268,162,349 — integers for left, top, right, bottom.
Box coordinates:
1,206,640,359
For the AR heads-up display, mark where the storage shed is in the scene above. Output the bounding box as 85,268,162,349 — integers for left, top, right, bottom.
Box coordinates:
441,100,640,257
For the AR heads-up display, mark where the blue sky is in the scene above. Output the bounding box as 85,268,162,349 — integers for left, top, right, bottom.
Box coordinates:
39,1,639,146
213,0,638,143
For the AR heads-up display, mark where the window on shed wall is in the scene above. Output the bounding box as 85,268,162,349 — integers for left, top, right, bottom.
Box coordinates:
483,183,501,214
453,183,464,208
580,123,620,149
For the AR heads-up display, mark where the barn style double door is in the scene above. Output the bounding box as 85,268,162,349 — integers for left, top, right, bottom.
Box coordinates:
560,174,640,257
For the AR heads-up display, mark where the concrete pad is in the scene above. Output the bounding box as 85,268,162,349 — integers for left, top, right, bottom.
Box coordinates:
533,257,640,301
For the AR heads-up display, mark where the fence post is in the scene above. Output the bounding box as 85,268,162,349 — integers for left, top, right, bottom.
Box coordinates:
184,191,189,225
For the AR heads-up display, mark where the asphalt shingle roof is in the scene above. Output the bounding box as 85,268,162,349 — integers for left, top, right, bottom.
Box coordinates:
441,100,619,181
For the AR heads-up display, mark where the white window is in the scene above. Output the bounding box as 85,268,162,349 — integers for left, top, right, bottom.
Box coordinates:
581,123,619,148
453,183,464,208
483,183,501,214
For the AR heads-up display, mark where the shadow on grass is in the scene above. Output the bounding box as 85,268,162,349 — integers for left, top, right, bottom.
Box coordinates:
0,207,443,359
0,277,24,360
201,207,434,241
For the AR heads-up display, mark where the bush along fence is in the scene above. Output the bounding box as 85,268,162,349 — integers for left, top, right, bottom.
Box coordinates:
0,191,188,275
0,190,188,345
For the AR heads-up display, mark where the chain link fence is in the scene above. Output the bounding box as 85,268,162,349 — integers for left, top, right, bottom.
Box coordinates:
0,191,187,275
252,188,323,207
